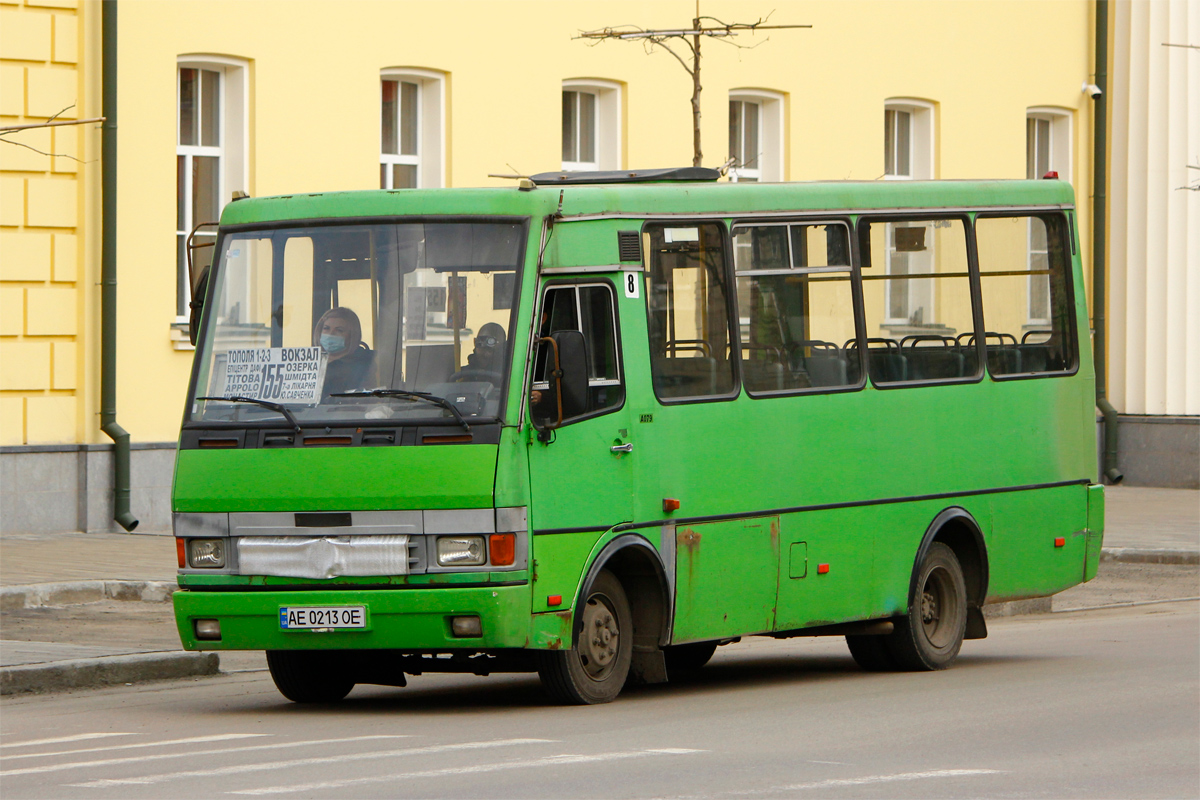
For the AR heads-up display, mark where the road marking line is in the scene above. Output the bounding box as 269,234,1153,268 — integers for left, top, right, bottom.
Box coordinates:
231,748,707,796
3,735,410,778
2,733,269,761
71,739,551,788
0,733,134,750
719,769,1004,796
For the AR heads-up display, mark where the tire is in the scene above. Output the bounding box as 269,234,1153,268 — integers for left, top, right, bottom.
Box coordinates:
845,633,898,671
537,570,632,704
266,650,356,703
888,542,968,670
663,641,718,677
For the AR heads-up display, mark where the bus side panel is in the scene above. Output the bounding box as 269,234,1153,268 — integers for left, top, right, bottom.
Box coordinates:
984,483,1090,602
774,506,886,630
673,516,778,643
529,531,604,614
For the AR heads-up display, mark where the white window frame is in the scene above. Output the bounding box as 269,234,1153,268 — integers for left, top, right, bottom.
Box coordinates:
380,68,446,189
1025,108,1072,325
884,99,934,181
176,56,248,322
562,79,622,171
729,90,785,183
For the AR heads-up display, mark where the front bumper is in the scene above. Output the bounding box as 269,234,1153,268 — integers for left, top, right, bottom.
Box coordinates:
174,583,533,651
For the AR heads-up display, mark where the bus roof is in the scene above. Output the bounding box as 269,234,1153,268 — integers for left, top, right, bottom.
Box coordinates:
218,178,1076,228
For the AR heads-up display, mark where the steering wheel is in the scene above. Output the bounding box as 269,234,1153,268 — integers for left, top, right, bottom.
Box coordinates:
448,368,503,385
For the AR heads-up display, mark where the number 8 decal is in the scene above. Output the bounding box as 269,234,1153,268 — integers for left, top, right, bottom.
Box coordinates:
624,271,640,299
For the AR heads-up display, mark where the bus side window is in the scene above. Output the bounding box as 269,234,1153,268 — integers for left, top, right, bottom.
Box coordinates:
975,214,1077,376
860,216,977,384
732,222,860,394
532,282,624,422
644,223,737,400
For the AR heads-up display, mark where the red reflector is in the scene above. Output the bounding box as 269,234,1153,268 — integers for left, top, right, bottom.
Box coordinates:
1042,171,1059,179
663,498,680,512
489,533,516,566
547,595,562,606
176,538,186,569
817,563,830,574
1054,537,1066,547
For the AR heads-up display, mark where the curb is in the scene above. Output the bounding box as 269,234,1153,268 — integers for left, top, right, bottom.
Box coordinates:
1100,548,1199,566
0,651,220,695
0,580,177,610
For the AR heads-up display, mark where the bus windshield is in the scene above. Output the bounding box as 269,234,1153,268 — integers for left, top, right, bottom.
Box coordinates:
188,220,526,428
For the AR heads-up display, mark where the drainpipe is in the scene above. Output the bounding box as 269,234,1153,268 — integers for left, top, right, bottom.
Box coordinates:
1091,0,1122,484
101,0,138,530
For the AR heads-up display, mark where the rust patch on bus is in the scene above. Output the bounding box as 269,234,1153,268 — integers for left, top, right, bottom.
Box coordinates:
770,519,779,550
678,527,701,583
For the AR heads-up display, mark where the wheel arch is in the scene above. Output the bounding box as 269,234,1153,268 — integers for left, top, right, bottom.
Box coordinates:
912,507,989,609
574,533,671,650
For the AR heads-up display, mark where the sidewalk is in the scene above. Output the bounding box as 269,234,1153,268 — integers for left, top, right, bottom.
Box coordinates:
1,487,1196,694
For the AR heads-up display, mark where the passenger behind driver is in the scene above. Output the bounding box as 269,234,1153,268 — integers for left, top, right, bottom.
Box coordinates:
314,306,374,400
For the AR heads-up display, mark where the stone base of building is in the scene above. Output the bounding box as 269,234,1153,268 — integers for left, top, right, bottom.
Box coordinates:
1099,415,1199,489
0,443,176,535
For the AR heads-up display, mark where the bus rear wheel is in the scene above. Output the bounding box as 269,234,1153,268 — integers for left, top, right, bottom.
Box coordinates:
889,542,968,670
266,650,356,703
537,570,632,704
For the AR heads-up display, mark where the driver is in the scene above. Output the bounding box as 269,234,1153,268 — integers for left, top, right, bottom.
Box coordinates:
465,322,507,375
314,306,374,400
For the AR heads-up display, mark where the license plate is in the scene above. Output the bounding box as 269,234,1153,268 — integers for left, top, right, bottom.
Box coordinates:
279,606,366,630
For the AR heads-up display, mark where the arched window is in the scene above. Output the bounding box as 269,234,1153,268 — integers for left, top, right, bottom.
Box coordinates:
380,68,446,189
729,90,785,182
176,56,248,321
562,79,622,171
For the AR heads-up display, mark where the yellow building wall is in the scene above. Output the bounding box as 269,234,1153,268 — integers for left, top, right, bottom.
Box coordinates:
2,0,1096,445
0,0,96,446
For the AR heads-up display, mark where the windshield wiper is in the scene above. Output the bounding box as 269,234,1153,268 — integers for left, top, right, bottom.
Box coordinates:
331,389,471,432
196,396,302,433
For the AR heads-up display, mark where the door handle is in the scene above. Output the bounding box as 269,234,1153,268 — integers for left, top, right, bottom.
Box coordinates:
610,443,633,453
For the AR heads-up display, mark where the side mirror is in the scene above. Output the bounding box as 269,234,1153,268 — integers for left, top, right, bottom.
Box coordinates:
532,330,588,442
188,266,209,347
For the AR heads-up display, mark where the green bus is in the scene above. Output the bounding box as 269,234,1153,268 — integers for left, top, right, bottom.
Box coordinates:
172,169,1104,704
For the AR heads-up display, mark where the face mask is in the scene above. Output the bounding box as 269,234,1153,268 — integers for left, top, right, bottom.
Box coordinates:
320,333,346,354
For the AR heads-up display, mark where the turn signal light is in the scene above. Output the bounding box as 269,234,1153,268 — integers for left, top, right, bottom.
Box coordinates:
489,533,516,566
548,595,563,606
817,563,830,574
1054,537,1066,547
663,498,681,513
176,538,186,568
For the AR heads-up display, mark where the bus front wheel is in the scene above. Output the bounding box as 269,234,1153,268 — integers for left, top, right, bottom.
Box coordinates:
537,570,632,704
266,650,356,703
890,542,968,670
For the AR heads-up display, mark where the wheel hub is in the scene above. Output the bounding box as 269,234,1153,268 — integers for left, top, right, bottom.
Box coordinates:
579,595,620,679
922,589,940,624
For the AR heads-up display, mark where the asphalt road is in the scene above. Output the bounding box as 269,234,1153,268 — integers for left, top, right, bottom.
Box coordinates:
1,602,1196,800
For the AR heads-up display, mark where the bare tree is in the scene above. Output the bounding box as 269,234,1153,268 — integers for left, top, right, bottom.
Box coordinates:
576,7,809,168
0,105,103,164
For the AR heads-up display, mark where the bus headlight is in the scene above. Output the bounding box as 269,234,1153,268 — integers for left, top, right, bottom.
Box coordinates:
436,536,485,566
187,539,226,568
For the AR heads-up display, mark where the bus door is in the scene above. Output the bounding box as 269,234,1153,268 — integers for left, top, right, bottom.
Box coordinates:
526,279,633,536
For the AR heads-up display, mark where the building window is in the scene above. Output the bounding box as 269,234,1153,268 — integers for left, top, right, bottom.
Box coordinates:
380,69,445,190
884,100,934,180
1026,109,1071,324
177,58,247,319
381,79,419,188
562,80,621,171
729,91,784,182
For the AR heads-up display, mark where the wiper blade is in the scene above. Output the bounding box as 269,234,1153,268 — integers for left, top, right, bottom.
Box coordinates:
197,396,302,433
332,389,471,432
